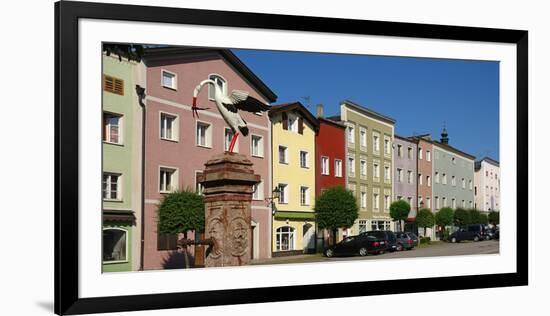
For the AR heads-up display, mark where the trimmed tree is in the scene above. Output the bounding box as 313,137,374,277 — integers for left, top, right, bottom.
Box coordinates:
390,200,411,232
488,211,500,225
416,208,435,237
469,209,483,224
315,186,359,246
454,207,471,226
157,190,205,268
435,207,454,239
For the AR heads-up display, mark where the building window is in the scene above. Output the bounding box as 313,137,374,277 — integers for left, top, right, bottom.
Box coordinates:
435,172,440,183
288,114,299,133
407,147,413,159
300,186,310,205
397,145,402,157
373,193,379,210
360,160,367,177
276,226,295,251
103,75,124,95
418,173,423,185
335,159,343,177
361,192,367,208
451,176,456,186
426,150,431,161
397,168,403,182
435,196,439,210
208,74,226,99
360,128,367,147
253,181,264,200
373,134,380,152
442,173,447,184
469,180,473,190
278,146,288,164
426,197,431,209
196,122,212,147
407,170,413,184
160,112,177,141
452,198,456,209
384,195,390,210
159,167,177,193
358,220,367,234
418,196,423,208
462,178,466,189
102,228,127,262
223,128,239,152
384,138,391,155
300,151,309,168
452,157,456,164
321,157,329,175
251,135,263,157
407,196,413,206
418,148,423,159
443,197,447,207
195,171,204,195
348,157,355,176
161,70,177,89
278,183,288,204
103,112,122,144
373,163,380,178
347,125,355,145
384,166,390,180
462,200,466,207
469,201,473,208
102,173,121,200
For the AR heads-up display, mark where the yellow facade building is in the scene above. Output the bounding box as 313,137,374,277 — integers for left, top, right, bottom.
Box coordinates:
269,102,320,255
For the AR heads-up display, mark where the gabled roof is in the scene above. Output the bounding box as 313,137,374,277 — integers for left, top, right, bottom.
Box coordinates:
475,156,500,170
269,102,320,132
341,99,396,125
431,140,476,160
142,46,277,102
318,117,346,129
395,134,418,144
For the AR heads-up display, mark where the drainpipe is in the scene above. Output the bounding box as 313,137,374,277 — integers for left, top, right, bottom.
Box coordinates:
136,85,146,271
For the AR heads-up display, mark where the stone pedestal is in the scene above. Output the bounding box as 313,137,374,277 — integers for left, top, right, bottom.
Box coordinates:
198,153,260,267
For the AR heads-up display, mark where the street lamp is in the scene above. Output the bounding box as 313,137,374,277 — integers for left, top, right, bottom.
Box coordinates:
270,187,281,215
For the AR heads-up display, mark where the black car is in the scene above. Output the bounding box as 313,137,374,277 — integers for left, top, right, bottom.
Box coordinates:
405,232,419,247
449,224,488,242
361,230,398,253
324,234,387,257
395,232,416,250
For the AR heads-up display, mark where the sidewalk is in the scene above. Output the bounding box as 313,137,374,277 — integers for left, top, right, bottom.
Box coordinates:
251,253,324,265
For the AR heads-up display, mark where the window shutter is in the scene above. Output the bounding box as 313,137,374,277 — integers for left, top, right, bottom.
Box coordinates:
298,117,304,134
114,78,124,95
282,112,288,130
103,75,124,95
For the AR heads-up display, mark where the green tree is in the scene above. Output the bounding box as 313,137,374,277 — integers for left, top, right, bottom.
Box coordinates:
435,207,454,239
416,208,435,236
315,186,359,245
390,200,411,232
488,211,500,225
157,190,205,268
478,213,489,225
469,209,483,224
454,207,471,226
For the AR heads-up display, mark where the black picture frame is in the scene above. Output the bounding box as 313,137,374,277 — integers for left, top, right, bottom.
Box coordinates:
55,1,528,315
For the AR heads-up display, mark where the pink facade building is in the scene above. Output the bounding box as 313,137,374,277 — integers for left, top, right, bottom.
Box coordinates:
141,47,277,269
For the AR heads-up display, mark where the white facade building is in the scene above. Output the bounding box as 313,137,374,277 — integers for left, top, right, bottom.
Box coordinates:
474,157,500,213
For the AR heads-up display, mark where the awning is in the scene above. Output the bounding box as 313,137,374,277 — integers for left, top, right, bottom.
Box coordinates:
274,211,316,221
406,208,417,221
103,210,136,224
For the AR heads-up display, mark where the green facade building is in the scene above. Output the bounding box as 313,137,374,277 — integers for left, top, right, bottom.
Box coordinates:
333,100,396,235
102,53,144,272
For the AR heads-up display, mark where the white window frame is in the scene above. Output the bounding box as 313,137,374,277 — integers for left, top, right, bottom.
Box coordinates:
276,226,295,251
360,159,367,177
373,162,380,179
299,150,309,168
250,134,264,158
159,166,178,193
161,69,177,90
223,127,239,152
278,145,288,164
159,111,178,142
462,178,466,189
196,120,212,148
384,195,391,210
427,175,431,187
384,165,390,180
208,74,227,100
334,159,343,177
102,227,129,264
442,173,447,184
452,176,456,186
278,183,289,204
288,113,299,133
427,150,431,161
102,172,122,201
359,127,367,147
195,170,204,195
407,170,413,184
373,193,380,210
435,172,440,183
321,156,330,175
418,173,423,185
384,137,391,156
397,168,403,182
347,125,355,144
348,157,355,176
300,186,310,206
253,180,264,201
373,133,380,152
361,192,367,208
418,148,423,160
103,112,123,145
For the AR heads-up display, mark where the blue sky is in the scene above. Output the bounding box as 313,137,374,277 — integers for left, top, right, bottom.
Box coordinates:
233,49,500,161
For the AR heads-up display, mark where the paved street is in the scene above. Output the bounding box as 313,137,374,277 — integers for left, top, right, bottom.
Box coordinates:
251,240,499,265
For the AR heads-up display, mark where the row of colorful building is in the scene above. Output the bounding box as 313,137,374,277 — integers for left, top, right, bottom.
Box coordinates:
101,46,500,272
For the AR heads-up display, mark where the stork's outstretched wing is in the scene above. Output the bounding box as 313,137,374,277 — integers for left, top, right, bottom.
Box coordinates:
224,90,270,113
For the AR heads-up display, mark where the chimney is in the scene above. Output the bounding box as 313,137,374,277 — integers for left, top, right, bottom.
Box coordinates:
316,104,324,118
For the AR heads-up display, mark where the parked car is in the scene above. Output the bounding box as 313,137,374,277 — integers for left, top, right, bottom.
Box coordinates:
493,229,499,240
449,224,488,242
405,232,419,247
485,228,497,240
323,234,388,257
395,232,416,251
360,230,398,253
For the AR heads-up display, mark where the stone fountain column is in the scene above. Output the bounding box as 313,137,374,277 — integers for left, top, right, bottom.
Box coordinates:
198,152,260,267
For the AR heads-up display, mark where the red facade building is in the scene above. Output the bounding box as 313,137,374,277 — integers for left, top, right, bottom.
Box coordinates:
315,107,347,196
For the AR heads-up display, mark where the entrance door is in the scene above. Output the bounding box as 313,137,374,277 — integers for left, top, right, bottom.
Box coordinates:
302,223,315,252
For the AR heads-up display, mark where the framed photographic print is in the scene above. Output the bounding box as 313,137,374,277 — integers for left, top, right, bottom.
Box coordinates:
55,0,528,314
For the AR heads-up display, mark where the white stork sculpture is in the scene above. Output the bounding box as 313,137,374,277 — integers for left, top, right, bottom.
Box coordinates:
192,79,270,153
